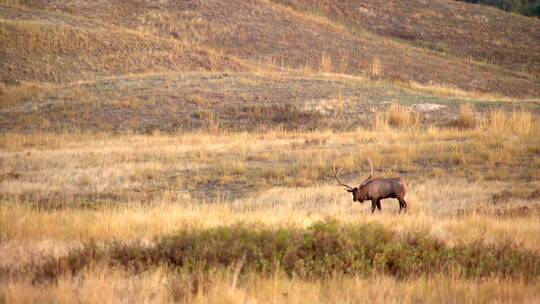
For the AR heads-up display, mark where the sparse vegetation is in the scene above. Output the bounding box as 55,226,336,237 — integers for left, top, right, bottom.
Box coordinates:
319,52,333,73
3,268,540,303
0,82,51,106
272,0,540,81
2,0,540,96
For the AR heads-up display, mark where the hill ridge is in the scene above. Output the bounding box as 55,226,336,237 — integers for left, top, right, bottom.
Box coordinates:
1,0,538,97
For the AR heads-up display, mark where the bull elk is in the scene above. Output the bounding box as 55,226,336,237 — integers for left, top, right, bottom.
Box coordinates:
333,159,408,214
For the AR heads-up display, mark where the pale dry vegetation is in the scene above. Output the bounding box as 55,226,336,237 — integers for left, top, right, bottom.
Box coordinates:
3,268,539,304
368,57,383,79
385,103,420,128
457,104,477,129
1,113,539,302
489,109,534,137
1,116,538,207
0,82,51,106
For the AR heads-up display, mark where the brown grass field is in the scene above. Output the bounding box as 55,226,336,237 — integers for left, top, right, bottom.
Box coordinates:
2,115,540,303
1,0,540,303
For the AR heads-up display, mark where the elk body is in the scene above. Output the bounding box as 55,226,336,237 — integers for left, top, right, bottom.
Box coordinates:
333,160,408,214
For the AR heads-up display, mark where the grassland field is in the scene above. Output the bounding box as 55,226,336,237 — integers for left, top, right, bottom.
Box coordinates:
1,106,540,303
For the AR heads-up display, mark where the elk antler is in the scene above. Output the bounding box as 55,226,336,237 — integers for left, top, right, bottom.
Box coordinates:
359,158,374,186
333,165,353,190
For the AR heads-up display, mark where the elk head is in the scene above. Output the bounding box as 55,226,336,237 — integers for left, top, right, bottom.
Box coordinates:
333,159,374,203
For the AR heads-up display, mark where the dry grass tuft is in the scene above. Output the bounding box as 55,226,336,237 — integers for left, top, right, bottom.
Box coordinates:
456,104,477,129
0,82,50,107
319,52,333,73
386,103,419,129
193,109,222,133
373,111,389,130
369,57,383,79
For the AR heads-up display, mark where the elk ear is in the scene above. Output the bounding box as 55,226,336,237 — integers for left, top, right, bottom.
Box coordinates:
346,189,353,192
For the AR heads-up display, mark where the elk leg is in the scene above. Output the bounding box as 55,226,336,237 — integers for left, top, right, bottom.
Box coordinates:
371,200,377,214
376,200,382,211
398,198,408,213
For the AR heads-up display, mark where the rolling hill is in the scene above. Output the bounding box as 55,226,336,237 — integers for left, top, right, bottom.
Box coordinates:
1,0,539,132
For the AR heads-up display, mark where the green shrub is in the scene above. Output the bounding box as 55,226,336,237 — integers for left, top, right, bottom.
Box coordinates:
35,220,540,282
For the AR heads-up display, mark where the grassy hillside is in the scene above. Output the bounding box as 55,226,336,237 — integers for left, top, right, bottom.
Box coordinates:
1,0,540,98
2,72,538,133
0,4,246,84
273,0,540,75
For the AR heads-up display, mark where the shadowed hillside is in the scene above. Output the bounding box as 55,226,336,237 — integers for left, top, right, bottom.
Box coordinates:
273,0,540,75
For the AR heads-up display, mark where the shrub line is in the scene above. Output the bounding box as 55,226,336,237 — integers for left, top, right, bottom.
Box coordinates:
34,220,540,282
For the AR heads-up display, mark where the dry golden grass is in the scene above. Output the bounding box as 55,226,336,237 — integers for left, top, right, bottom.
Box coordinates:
3,0,540,98
0,15,247,84
372,103,421,130
2,267,539,304
387,103,419,128
0,82,51,107
1,115,539,302
1,117,538,203
369,57,383,79
488,109,534,137
457,104,477,129
1,182,540,247
318,52,333,73
396,80,532,102
1,120,539,243
2,1,540,300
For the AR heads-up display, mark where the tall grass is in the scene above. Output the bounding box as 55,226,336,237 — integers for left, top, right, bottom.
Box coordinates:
488,109,534,136
375,103,419,129
369,57,383,79
3,269,539,304
319,52,333,73
456,104,477,129
389,103,418,128
1,120,538,211
2,181,540,247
